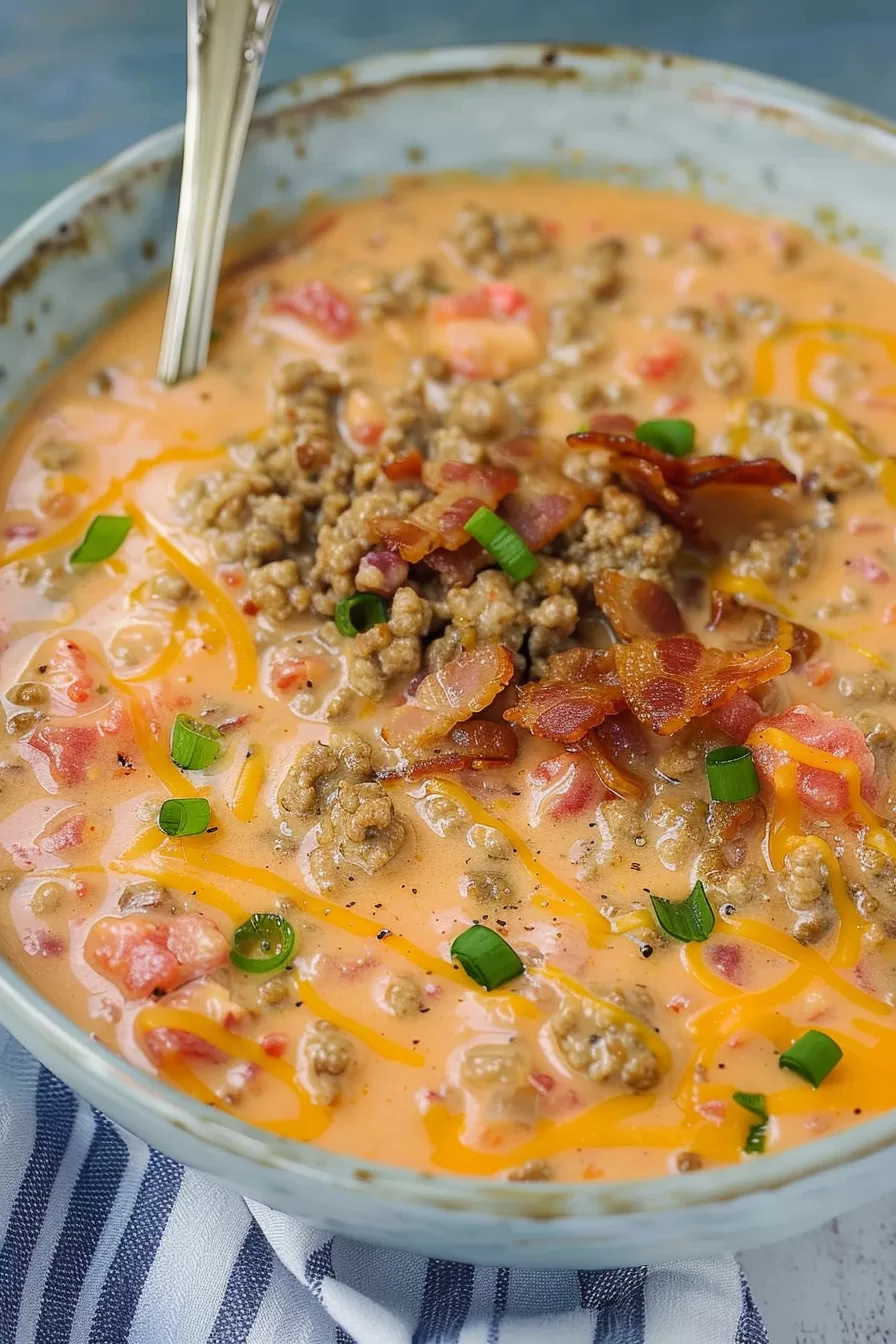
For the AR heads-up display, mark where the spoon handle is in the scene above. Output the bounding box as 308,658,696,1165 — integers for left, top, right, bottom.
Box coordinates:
158,0,281,385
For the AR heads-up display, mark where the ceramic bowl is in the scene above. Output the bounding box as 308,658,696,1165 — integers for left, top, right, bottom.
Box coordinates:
3,44,896,1268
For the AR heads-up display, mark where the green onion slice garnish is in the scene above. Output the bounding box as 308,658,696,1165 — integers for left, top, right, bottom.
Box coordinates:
450,924,524,990
334,593,389,638
169,714,225,771
705,745,760,803
650,880,715,943
635,418,696,458
70,515,132,564
230,912,296,975
779,1029,843,1088
732,1090,769,1154
463,507,536,582
157,797,211,837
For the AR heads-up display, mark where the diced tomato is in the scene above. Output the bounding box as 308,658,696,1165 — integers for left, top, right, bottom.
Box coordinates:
166,913,232,979
528,1071,556,1094
431,317,541,380
654,393,692,416
804,659,833,688
142,1028,228,1065
711,690,764,744
706,942,744,985
261,1033,289,1058
39,810,89,853
847,516,884,536
430,283,532,324
666,994,690,1014
749,703,878,816
26,723,101,786
220,567,244,588
634,339,685,382
847,554,890,584
695,1099,727,1125
530,751,610,822
86,912,229,999
272,280,356,340
21,929,65,958
271,651,331,693
5,522,40,540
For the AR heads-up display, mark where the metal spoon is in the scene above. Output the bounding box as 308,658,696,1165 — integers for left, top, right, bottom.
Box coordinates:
157,0,281,385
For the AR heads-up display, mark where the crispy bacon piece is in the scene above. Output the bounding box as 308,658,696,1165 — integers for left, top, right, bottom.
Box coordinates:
615,634,791,736
504,647,626,744
374,461,517,563
567,431,795,544
595,570,684,641
379,719,518,779
489,436,598,550
423,539,489,586
576,730,645,800
382,645,515,749
706,590,820,665
530,751,610,820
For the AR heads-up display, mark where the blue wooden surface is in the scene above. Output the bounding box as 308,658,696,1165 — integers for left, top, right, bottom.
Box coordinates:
2,0,896,237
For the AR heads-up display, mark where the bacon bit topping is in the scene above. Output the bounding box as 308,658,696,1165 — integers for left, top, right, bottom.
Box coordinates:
356,549,410,596
505,647,626,744
489,436,598,550
422,539,489,586
271,280,356,340
615,635,791,736
380,447,424,482
587,412,638,435
271,652,331,693
706,590,820,666
595,570,683,641
749,704,878,816
567,431,795,545
143,1028,228,1065
375,461,518,563
379,719,519,780
530,751,609,820
382,645,515,749
261,1032,289,1058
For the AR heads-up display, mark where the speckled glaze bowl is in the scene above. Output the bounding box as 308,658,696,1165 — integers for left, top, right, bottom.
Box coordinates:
3,45,896,1268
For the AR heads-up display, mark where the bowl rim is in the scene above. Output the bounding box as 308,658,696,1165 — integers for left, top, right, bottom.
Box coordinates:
4,39,896,1224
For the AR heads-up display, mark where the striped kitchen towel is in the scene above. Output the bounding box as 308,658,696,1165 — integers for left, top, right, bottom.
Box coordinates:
0,1027,767,1343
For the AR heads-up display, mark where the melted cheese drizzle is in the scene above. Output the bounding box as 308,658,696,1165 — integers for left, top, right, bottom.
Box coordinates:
230,747,265,823
426,779,611,945
136,1005,331,1140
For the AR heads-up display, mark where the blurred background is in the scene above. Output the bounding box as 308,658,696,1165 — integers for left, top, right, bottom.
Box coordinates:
1,0,895,235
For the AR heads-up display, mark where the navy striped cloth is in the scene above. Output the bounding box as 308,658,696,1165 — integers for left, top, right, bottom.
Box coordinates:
0,1027,768,1343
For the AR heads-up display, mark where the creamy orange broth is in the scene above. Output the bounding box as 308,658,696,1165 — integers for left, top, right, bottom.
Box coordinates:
3,176,896,1181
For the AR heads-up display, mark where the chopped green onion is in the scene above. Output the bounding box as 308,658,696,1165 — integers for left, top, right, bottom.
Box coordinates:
779,1029,842,1088
230,912,296,975
450,924,524,990
650,880,715,943
169,714,225,771
463,507,536,581
635,418,696,458
334,593,389,638
733,1091,769,1154
157,797,211,837
70,515,132,564
705,745,760,802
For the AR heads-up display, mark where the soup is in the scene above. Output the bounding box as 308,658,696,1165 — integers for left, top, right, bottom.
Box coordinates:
3,176,896,1183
